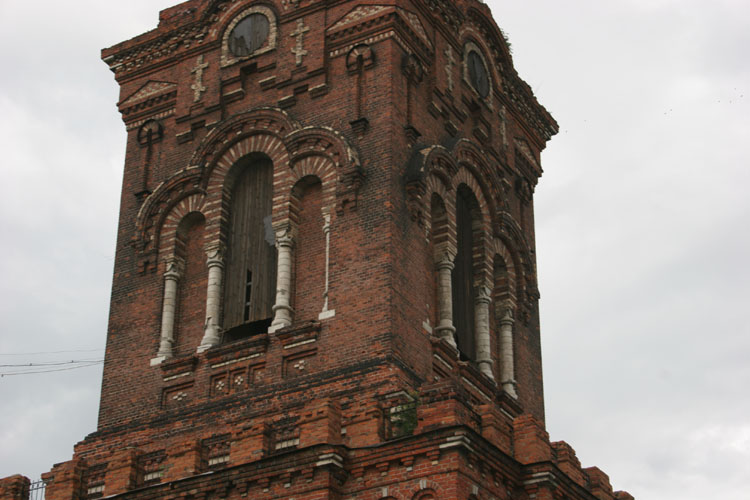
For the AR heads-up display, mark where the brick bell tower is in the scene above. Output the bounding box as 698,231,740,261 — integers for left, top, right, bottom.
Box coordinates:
27,0,632,499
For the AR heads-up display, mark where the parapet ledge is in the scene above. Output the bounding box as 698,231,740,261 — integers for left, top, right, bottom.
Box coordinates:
101,0,201,61
41,458,87,500
0,475,30,500
428,335,522,418
513,415,633,499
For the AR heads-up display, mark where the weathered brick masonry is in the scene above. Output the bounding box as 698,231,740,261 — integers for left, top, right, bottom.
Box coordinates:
1,0,633,499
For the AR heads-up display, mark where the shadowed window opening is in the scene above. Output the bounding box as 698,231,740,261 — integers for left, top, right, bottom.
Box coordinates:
467,50,489,98
452,187,478,360
229,14,270,57
243,270,253,322
172,212,206,357
223,155,276,342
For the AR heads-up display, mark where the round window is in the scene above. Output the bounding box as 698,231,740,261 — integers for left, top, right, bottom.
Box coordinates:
467,51,490,98
228,14,270,57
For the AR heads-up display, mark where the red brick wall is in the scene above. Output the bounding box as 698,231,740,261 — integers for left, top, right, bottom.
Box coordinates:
33,2,640,500
293,179,325,321
0,475,29,500
91,0,554,434
174,215,207,357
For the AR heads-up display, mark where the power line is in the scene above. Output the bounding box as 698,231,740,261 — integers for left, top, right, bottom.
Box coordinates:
0,348,104,356
0,361,103,377
0,359,103,368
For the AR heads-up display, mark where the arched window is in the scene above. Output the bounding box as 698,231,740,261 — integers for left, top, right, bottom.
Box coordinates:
452,185,481,360
493,255,511,304
173,212,206,356
156,211,207,361
292,176,325,320
222,154,276,341
221,5,277,67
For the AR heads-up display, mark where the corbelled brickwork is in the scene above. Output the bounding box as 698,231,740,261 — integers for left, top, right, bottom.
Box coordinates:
3,0,632,499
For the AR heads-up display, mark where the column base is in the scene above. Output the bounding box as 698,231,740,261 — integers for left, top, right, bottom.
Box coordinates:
435,325,457,349
502,379,518,399
150,356,166,366
478,360,495,381
197,328,222,352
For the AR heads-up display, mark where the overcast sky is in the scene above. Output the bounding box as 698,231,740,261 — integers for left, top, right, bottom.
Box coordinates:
1,1,748,498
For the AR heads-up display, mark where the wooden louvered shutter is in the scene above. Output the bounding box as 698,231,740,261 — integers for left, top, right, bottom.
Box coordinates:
223,158,277,332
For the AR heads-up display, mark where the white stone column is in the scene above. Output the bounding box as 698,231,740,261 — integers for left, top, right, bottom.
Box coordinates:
499,307,517,397
474,284,494,380
152,258,182,364
270,227,295,332
319,212,335,320
434,247,457,348
198,245,224,352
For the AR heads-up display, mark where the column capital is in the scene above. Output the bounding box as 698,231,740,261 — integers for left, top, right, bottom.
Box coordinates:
273,224,296,248
434,244,457,268
499,306,515,326
474,284,492,304
164,257,184,280
205,244,225,268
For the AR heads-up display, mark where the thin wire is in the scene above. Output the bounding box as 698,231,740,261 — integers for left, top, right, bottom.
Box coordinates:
0,348,104,356
0,361,103,377
0,359,104,368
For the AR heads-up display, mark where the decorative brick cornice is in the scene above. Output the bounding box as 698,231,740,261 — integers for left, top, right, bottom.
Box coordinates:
327,5,434,59
423,0,463,34
102,22,211,78
463,6,558,146
132,167,204,274
119,80,178,118
132,108,363,271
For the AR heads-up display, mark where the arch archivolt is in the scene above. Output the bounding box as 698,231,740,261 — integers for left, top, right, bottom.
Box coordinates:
453,166,490,225
424,146,458,180
135,107,362,269
408,139,530,385
158,194,207,268
424,172,450,202
410,142,528,276
453,167,493,287
134,167,204,274
415,141,496,229
424,173,455,245
144,107,362,356
489,237,518,303
414,143,510,276
289,154,338,213
409,481,441,500
453,139,500,212
190,107,297,169
494,212,534,279
202,131,290,247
